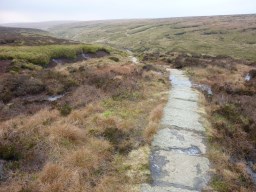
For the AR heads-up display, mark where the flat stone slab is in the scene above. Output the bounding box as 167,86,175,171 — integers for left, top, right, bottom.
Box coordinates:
165,98,199,112
169,72,192,88
141,184,198,192
161,107,204,132
150,151,210,190
169,89,198,102
152,128,206,154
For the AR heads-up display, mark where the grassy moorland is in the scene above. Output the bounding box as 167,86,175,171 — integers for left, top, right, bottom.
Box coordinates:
1,14,256,192
49,14,256,61
0,27,169,192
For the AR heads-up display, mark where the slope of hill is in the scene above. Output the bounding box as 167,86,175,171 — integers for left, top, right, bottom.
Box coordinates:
0,26,78,46
49,14,256,61
1,21,76,30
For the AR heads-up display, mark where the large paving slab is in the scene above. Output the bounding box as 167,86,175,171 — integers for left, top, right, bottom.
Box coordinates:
169,90,198,102
141,184,198,192
152,128,206,154
150,151,210,190
165,98,198,112
161,107,205,132
169,73,192,88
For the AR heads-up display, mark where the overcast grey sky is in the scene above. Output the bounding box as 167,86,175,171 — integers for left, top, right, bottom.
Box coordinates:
0,0,255,23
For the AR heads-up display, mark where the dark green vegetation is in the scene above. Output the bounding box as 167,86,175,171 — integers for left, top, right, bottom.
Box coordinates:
0,44,110,67
59,103,72,116
49,14,256,61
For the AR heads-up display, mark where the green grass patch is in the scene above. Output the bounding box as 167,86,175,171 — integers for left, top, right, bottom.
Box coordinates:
211,176,229,192
59,104,72,116
0,44,109,66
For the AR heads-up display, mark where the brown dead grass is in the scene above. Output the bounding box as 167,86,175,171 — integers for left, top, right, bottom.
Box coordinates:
144,122,158,144
144,104,165,143
149,104,164,122
47,123,86,143
94,175,130,192
65,147,101,170
38,163,83,192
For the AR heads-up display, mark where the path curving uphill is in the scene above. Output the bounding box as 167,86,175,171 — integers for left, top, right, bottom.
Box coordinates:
142,69,211,192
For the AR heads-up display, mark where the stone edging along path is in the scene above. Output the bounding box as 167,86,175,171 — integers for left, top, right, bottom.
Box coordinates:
142,69,211,192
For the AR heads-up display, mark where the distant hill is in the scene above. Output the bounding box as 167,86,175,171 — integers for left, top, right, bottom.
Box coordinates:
1,21,77,30
0,26,78,46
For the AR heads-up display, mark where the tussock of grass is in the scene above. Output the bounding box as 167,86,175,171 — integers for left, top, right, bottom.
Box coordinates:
144,104,165,143
38,163,81,192
47,123,86,143
144,122,159,144
149,104,164,122
65,147,101,170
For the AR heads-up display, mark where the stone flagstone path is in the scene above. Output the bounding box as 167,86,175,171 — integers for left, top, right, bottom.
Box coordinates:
141,69,211,192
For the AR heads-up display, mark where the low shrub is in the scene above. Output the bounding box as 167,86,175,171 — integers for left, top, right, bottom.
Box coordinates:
108,56,120,62
0,75,45,102
0,144,20,161
59,104,72,116
211,176,229,192
47,123,86,143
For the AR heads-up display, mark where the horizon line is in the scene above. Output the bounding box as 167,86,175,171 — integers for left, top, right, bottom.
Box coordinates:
1,12,255,25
